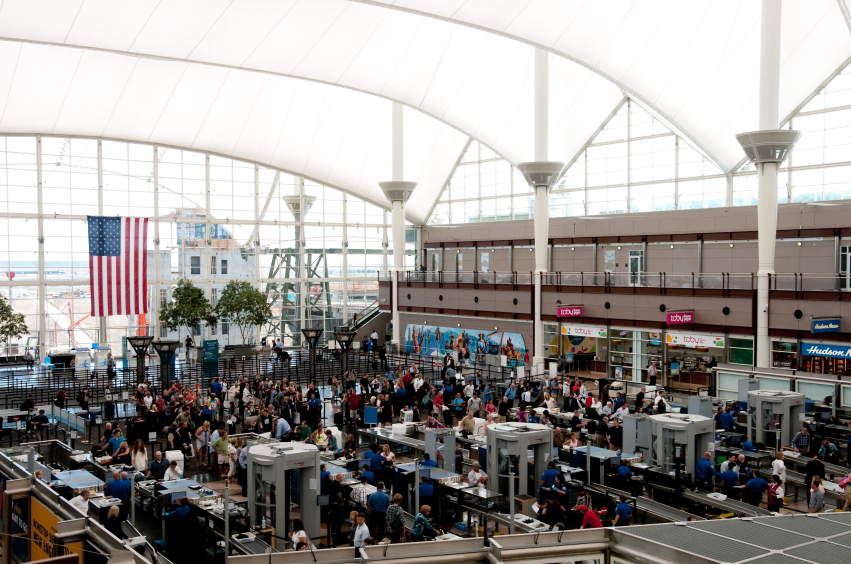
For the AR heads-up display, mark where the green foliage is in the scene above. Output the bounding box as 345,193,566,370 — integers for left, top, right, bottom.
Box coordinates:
159,279,217,338
0,294,28,343
214,281,272,344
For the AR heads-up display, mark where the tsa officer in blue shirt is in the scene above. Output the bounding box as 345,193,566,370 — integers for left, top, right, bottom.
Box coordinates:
741,437,755,452
359,464,375,485
540,461,560,488
612,495,632,526
418,475,435,507
695,451,722,491
738,469,768,506
721,465,741,500
167,496,192,521
320,464,331,495
418,453,438,468
719,408,736,431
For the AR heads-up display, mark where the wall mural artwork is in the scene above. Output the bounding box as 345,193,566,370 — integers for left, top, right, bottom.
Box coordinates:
404,324,527,364
549,335,598,356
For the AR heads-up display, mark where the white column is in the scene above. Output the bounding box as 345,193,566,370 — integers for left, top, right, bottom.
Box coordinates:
98,140,107,345
533,48,549,364
392,103,404,181
756,0,782,368
36,137,46,362
205,153,213,341
391,103,404,345
153,146,161,340
254,164,262,346
342,194,349,325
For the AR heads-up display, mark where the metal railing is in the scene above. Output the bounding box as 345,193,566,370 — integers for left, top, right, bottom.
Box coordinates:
403,271,532,285
768,273,845,292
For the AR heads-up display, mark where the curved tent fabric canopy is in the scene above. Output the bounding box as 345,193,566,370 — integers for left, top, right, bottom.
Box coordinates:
0,1,848,223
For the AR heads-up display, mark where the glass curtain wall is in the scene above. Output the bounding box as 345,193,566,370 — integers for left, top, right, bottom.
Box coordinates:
733,63,851,204
0,135,394,358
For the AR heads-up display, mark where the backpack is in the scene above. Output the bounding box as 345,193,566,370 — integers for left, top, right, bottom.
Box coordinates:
389,508,404,529
840,474,850,488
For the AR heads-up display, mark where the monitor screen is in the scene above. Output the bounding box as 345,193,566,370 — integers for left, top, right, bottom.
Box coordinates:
819,411,831,422
729,434,742,446
170,492,184,505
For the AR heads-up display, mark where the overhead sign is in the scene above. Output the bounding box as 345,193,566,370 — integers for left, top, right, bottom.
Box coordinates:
561,324,607,338
802,342,851,358
666,311,694,324
811,318,840,333
557,306,583,318
666,332,724,348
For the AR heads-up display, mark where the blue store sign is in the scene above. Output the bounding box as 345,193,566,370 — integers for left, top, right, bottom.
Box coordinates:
811,318,840,333
802,342,851,358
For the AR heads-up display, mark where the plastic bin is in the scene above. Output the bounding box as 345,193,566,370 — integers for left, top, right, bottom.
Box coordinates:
805,399,816,412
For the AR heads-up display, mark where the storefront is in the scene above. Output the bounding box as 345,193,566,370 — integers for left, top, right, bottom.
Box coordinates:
771,339,798,370
542,320,606,372
799,340,851,376
665,331,726,388
609,329,662,382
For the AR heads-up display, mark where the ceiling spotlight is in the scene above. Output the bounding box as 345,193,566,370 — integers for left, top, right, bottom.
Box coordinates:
571,247,575,251
617,246,621,250
670,244,674,249
494,327,498,330
730,243,734,247
797,242,802,246
457,323,461,327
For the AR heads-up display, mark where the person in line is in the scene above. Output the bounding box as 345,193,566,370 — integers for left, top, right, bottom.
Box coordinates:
720,461,741,500
539,496,566,529
212,431,231,479
418,452,437,468
351,475,371,510
412,505,441,542
578,505,602,529
109,437,131,466
367,481,390,540
147,451,170,481
385,494,405,544
104,471,132,518
352,513,370,553
69,488,91,514
289,519,308,551
804,453,825,506
418,475,435,508
612,495,632,527
791,425,811,454
771,451,786,492
195,421,212,466
809,476,825,513
104,505,125,539
647,361,658,386
132,439,148,471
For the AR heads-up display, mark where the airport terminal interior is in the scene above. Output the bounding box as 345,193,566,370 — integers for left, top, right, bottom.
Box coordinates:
4,2,851,564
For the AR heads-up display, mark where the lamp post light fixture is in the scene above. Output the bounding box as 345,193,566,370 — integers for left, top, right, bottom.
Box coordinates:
300,327,324,385
151,340,180,393
126,336,154,384
334,330,357,375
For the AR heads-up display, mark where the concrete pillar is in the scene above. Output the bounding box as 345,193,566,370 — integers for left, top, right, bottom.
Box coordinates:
381,103,417,345
737,0,800,368
519,49,564,364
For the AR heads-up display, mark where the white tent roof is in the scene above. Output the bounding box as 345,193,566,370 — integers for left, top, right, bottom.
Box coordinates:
0,0,848,223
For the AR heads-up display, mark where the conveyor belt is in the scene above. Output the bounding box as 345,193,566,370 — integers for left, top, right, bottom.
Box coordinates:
587,484,703,522
682,489,772,517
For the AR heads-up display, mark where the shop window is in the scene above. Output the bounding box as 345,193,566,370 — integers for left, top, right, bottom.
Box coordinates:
729,337,754,366
772,341,797,369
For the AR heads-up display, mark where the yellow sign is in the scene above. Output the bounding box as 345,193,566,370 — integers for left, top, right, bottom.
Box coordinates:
30,497,57,561
30,497,83,562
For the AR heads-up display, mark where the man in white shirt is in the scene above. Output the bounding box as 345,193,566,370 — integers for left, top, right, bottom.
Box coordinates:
720,457,737,474
521,389,532,403
370,330,379,349
464,381,475,399
353,513,370,549
613,405,630,420
562,380,572,400
164,460,183,481
413,375,425,393
579,383,588,401
69,488,91,514
468,461,488,486
601,402,613,416
654,391,669,413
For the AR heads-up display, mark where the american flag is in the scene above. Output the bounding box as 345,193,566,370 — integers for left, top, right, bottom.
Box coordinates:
88,216,149,317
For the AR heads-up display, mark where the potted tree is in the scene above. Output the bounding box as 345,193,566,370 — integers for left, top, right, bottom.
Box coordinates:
0,294,28,360
215,281,271,356
159,279,217,361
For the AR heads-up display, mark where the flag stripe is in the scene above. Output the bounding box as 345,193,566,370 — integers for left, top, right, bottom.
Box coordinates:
89,216,148,317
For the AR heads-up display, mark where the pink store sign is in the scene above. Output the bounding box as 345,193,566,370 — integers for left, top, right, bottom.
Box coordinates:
666,311,694,324
557,306,583,318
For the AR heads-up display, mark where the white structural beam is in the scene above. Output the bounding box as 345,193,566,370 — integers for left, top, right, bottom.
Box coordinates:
533,48,549,364
756,0,782,368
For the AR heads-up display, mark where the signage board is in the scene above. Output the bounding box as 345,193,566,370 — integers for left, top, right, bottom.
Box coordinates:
811,318,840,333
557,306,583,318
666,311,694,324
802,342,851,358
561,325,607,338
666,332,724,348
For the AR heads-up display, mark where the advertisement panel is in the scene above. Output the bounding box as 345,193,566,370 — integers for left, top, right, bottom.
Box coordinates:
11,496,29,562
31,497,56,561
556,306,582,318
802,342,851,358
666,332,724,348
404,325,527,365
561,324,607,338
666,311,694,324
